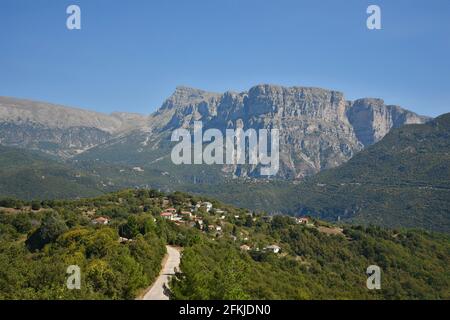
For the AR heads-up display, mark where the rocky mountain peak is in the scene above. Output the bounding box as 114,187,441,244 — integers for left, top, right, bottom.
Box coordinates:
245,84,347,120
347,98,431,146
160,86,222,111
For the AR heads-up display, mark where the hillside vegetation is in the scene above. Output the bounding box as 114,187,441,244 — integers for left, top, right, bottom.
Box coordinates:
0,146,103,199
1,189,448,300
292,113,450,233
1,114,449,236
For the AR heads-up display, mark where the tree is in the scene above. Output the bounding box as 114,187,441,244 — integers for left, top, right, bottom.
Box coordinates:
216,251,250,299
12,214,32,233
26,212,68,251
244,215,253,227
31,200,41,211
120,216,140,239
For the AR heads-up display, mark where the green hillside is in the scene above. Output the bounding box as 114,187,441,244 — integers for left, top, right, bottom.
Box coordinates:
292,113,450,233
0,189,448,299
0,146,103,200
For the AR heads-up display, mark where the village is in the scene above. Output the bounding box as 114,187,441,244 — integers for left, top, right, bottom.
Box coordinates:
88,194,342,256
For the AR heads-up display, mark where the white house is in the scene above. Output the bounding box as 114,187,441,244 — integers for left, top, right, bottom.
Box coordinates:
181,211,192,218
296,217,309,224
203,202,213,212
92,217,110,225
264,245,281,254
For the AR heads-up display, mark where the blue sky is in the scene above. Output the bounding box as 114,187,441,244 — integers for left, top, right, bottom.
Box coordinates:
0,0,449,117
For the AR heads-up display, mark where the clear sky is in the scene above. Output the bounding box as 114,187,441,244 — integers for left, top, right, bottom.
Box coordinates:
0,0,449,117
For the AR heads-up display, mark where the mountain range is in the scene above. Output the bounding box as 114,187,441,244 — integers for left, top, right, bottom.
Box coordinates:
0,85,429,179
1,84,448,233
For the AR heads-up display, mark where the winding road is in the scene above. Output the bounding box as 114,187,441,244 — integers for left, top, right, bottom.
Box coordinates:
142,245,181,300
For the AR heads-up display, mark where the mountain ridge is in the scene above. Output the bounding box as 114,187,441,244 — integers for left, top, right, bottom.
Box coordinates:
0,84,431,178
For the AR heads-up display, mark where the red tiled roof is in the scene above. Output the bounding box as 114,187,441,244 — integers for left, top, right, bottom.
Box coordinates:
160,212,173,216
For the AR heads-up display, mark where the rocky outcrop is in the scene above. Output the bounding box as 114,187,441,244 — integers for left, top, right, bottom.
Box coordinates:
151,85,429,178
347,98,431,146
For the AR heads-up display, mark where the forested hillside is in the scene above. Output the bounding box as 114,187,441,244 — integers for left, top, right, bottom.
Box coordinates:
1,189,448,300
291,113,450,233
0,146,103,199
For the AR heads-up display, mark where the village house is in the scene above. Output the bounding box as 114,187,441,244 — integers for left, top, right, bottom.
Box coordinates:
194,218,204,229
172,215,183,222
92,216,110,225
160,212,174,220
296,217,309,224
118,236,132,243
196,201,213,213
240,245,251,251
264,245,281,254
203,202,213,212
180,211,192,218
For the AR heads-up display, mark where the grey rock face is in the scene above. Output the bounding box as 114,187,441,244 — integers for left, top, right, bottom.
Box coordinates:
0,122,113,158
347,98,430,146
151,84,429,179
0,96,150,157
0,85,431,178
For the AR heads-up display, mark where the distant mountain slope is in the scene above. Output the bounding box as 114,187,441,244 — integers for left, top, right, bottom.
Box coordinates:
0,146,103,199
293,113,450,233
0,96,149,158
